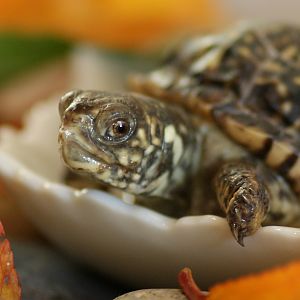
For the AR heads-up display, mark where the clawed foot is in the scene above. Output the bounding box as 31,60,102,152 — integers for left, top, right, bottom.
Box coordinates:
226,190,265,246
215,161,270,246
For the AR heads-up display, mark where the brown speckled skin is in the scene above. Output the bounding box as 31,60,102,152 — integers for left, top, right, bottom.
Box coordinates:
59,90,201,201
59,24,300,245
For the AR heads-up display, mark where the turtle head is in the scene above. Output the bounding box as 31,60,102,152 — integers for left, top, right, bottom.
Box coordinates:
59,90,195,196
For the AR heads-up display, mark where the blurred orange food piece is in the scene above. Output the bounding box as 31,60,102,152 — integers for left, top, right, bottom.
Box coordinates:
208,261,300,300
0,0,225,50
179,261,300,300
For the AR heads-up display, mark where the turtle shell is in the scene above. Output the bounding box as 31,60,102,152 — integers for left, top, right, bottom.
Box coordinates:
129,23,300,193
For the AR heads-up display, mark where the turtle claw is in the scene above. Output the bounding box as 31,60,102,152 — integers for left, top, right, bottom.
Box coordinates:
226,194,265,247
230,222,246,247
226,204,252,247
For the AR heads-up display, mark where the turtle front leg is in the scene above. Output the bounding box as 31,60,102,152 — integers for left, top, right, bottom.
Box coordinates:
214,160,270,246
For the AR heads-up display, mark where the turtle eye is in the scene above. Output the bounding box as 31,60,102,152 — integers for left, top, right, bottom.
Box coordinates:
94,105,136,145
106,118,130,140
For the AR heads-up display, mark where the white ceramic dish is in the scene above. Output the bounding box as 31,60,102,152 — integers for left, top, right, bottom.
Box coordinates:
1,46,300,289
1,99,300,289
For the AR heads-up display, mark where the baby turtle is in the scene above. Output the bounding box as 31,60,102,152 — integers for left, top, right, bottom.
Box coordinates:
59,23,300,246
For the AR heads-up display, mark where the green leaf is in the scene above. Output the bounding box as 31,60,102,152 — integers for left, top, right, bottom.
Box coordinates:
0,33,73,86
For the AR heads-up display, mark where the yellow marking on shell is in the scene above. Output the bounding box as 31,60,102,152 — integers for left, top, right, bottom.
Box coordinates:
221,117,268,152
173,135,183,166
195,98,215,118
276,82,288,97
255,76,271,85
149,67,175,89
293,76,300,85
264,61,283,73
288,158,300,182
237,46,254,59
134,75,168,99
282,46,298,60
164,125,176,143
281,101,292,114
176,75,192,88
293,119,300,129
180,34,223,59
189,47,223,74
266,141,294,168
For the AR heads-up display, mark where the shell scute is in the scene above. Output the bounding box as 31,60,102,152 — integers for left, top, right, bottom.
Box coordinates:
129,23,300,189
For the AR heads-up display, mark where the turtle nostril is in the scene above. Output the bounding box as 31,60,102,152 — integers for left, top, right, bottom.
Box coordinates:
59,90,82,118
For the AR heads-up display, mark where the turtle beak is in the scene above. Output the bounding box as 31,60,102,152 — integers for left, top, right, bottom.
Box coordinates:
59,90,82,119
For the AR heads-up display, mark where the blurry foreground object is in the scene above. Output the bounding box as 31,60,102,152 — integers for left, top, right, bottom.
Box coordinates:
0,182,41,240
12,241,125,300
0,223,21,300
0,0,225,51
208,260,300,299
117,262,300,299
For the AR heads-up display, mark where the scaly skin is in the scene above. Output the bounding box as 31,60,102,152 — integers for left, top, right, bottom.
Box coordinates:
59,90,201,199
59,90,300,245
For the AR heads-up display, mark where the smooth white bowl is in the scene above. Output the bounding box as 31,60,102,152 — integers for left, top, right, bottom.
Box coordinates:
1,98,300,289
2,44,300,288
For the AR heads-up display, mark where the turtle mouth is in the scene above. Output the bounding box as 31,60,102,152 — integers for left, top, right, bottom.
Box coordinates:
59,124,137,181
59,130,138,191
58,128,113,174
